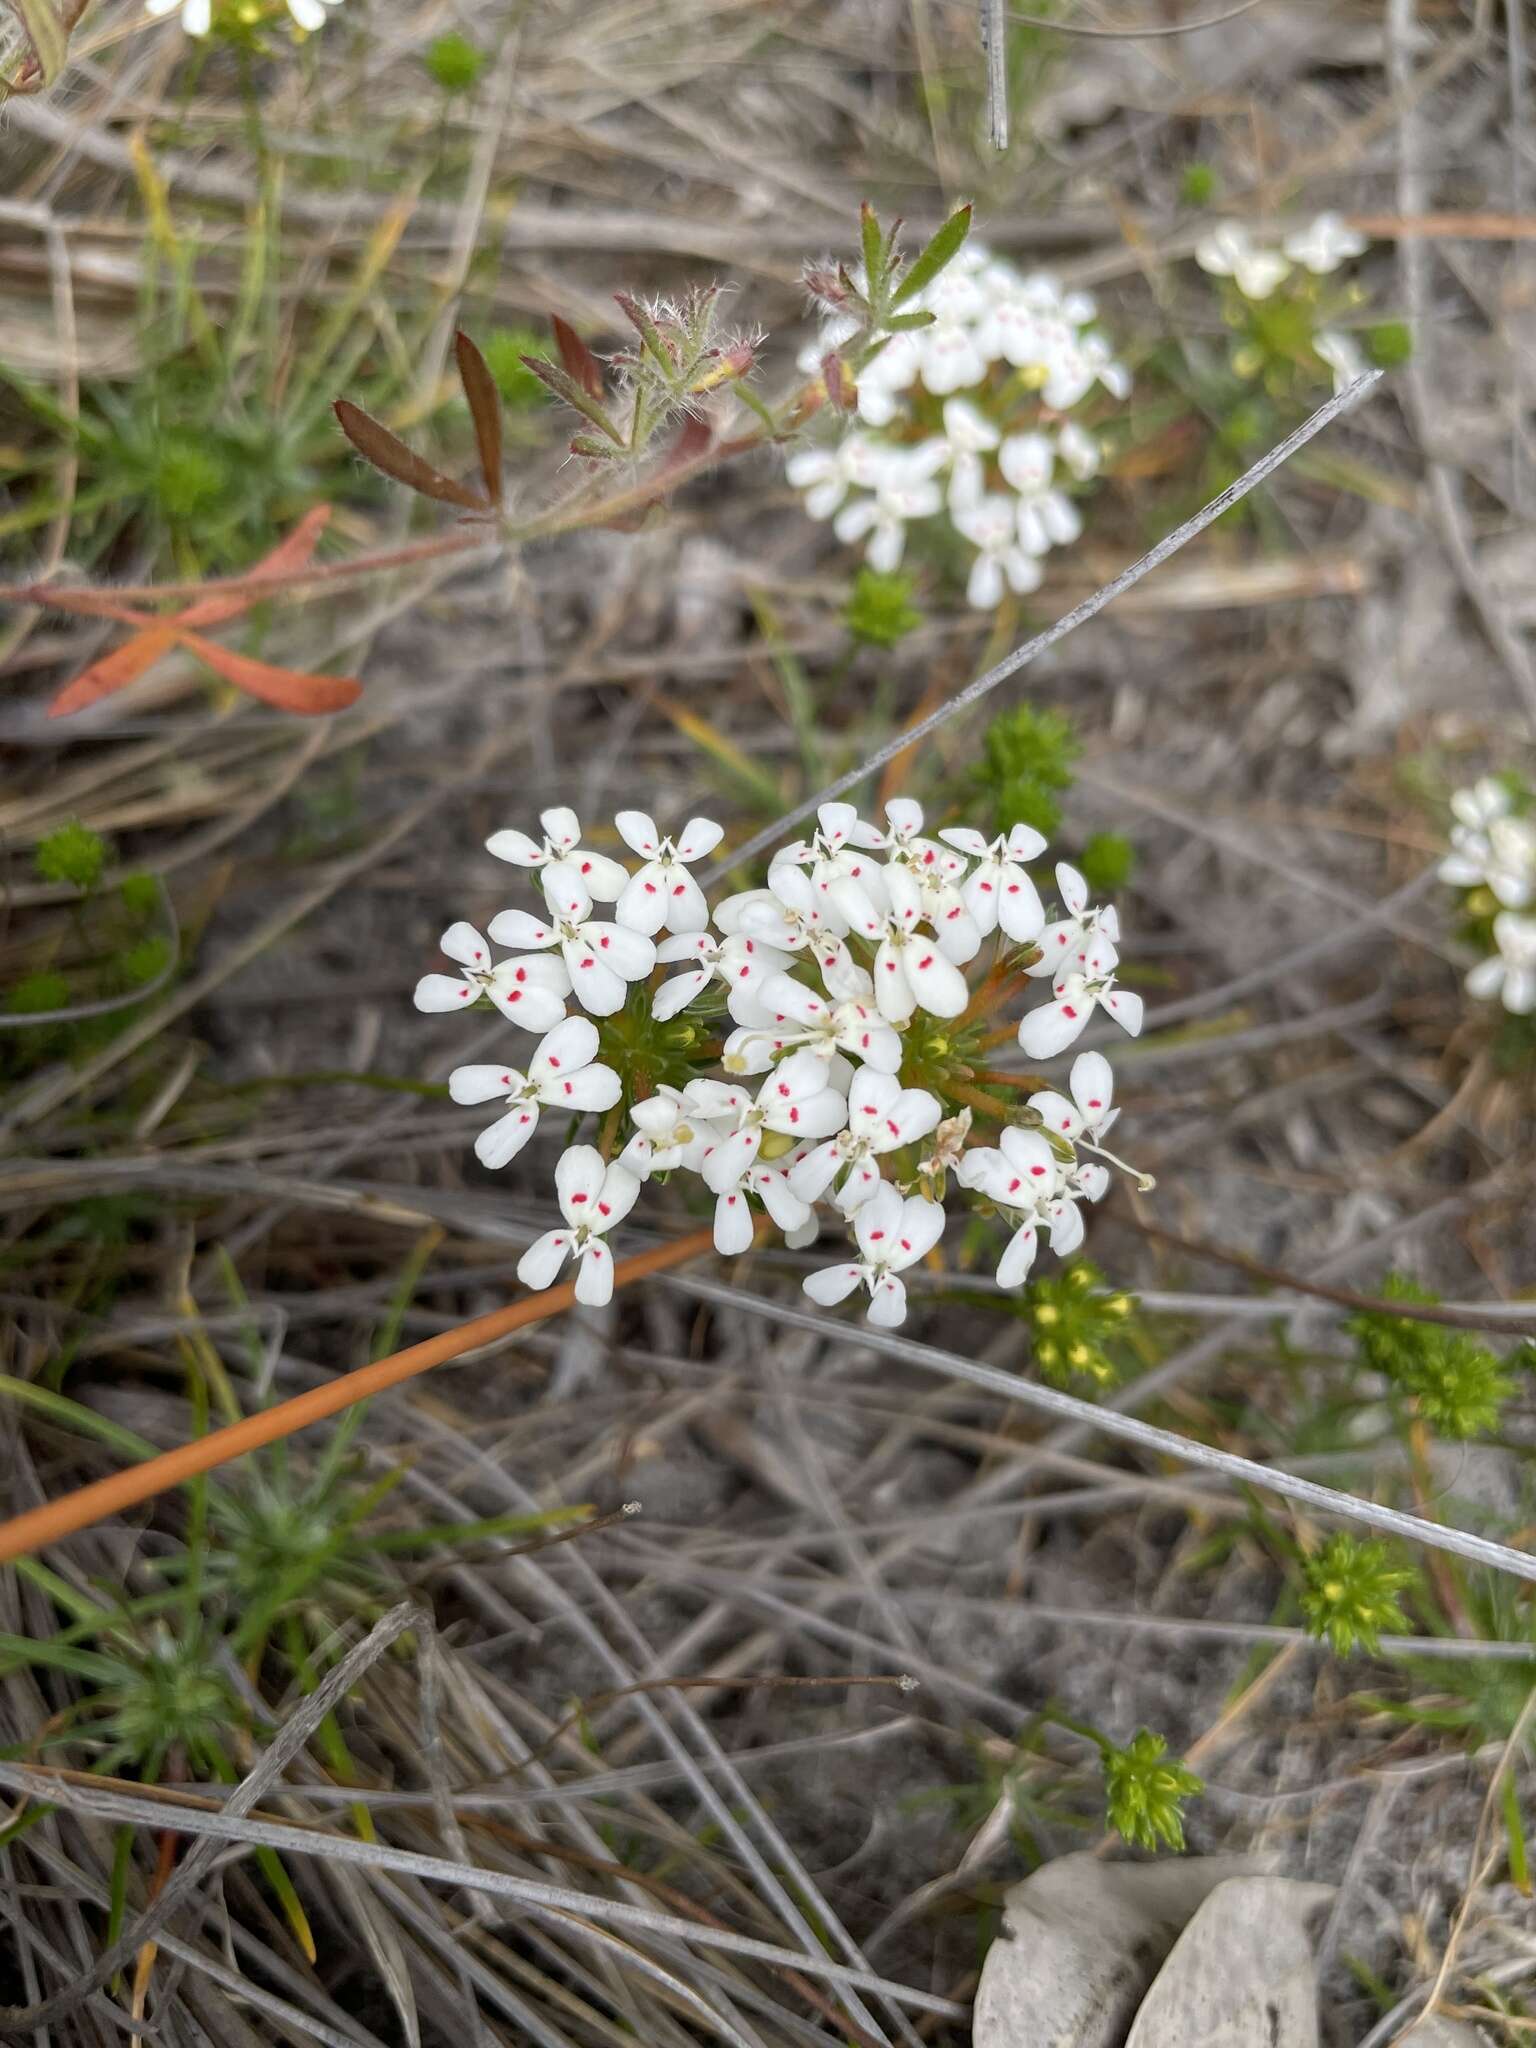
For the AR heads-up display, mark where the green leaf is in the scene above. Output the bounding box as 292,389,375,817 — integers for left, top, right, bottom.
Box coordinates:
883,310,936,332
860,203,885,303
890,203,972,310
519,357,624,443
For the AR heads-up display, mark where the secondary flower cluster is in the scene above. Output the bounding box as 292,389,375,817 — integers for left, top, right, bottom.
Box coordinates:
415,801,1149,1330
147,0,341,34
1194,212,1372,392
1440,776,1536,1015
789,242,1129,610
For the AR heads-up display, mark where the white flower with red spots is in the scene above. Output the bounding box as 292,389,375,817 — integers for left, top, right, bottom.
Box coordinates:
415,797,1147,1330
614,813,724,935
688,1051,850,1195
619,1087,716,1179
788,1067,942,1214
712,1147,816,1255
516,1146,640,1306
487,806,628,901
939,823,1048,943
1018,929,1143,1058
414,922,571,1030
871,866,970,1022
788,241,1126,609
955,1127,1082,1286
1026,1049,1118,1146
490,865,656,1018
1028,861,1120,978
802,1184,946,1328
650,929,794,1025
449,1018,621,1170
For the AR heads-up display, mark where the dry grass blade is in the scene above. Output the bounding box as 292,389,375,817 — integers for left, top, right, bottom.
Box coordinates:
0,1604,420,2030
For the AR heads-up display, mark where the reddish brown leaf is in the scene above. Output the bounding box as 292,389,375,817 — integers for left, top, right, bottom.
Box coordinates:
46,507,334,718
551,316,605,401
659,413,715,475
454,331,504,510
333,399,488,511
181,633,361,715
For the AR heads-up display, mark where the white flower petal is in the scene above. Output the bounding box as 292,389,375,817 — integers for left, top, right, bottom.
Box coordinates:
518,1230,571,1292
560,940,627,1015
903,943,969,1018
440,921,493,969
475,1105,540,1169
866,1275,909,1327
891,1195,946,1266
1027,1089,1082,1140
450,1063,524,1106
414,973,478,1013
714,1187,756,1255
1100,987,1144,1037
587,921,657,982
486,829,546,868
540,861,594,924
651,968,712,1021
703,1125,763,1194
787,1139,844,1203
804,1263,865,1307
574,1240,615,1306
1018,997,1088,1058
615,810,661,858
675,817,724,862
615,862,668,935
996,1220,1039,1288
546,1064,622,1112
528,1016,598,1083
555,1144,606,1222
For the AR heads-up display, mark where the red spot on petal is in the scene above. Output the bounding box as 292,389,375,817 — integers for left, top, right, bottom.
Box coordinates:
598,1201,611,1216
1030,1165,1046,1177
1062,1005,1077,1019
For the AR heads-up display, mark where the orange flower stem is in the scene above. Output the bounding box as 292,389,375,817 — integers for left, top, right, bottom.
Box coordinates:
0,1226,718,1565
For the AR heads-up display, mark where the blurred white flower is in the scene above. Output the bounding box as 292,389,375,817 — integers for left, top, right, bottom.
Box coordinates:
1283,213,1368,274
1467,912,1536,1014
1195,223,1291,301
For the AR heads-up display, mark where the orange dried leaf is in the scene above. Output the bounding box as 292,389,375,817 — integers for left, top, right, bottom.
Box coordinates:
46,506,335,717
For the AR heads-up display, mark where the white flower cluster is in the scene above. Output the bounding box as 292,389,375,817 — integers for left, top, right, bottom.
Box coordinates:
1194,213,1371,391
1440,777,1536,1015
788,243,1129,610
146,0,341,33
416,801,1149,1328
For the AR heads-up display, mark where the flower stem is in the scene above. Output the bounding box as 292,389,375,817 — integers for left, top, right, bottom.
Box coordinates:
0,1225,718,1565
